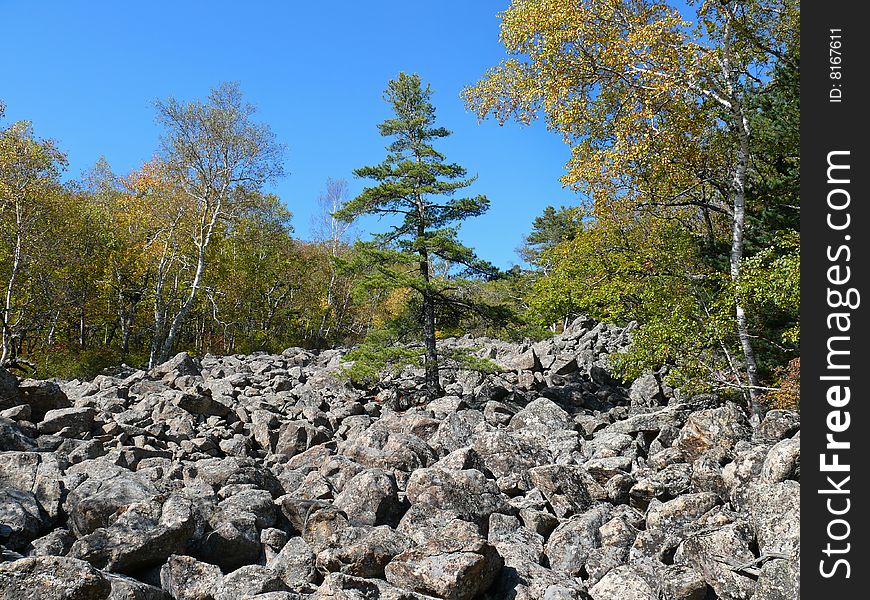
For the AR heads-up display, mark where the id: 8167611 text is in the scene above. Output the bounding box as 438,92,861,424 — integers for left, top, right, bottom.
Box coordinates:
830,29,843,103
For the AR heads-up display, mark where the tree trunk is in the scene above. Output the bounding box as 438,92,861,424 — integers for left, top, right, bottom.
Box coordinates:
420,267,440,401
417,225,440,399
158,251,204,363
158,202,219,364
1,203,23,365
729,109,763,420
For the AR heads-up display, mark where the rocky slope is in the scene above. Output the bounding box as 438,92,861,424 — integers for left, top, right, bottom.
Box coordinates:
0,316,799,599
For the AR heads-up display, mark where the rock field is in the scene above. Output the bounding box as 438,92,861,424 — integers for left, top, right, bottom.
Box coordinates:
0,316,799,599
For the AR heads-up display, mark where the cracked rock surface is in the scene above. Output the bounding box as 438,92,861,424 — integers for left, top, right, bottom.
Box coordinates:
0,316,798,599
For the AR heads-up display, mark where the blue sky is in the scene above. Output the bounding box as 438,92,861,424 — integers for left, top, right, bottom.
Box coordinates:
0,1,579,269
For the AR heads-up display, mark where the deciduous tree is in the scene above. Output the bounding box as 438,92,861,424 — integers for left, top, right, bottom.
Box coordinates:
150,82,284,366
465,0,798,417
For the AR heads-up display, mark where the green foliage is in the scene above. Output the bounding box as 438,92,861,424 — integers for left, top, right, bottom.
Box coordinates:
39,346,150,381
339,327,502,389
339,328,424,388
741,231,799,345
520,205,584,267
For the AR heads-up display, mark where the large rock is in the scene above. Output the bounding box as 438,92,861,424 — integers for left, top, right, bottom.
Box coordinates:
197,503,263,571
0,366,20,411
544,507,609,576
528,465,604,518
395,505,483,547
316,525,413,578
746,481,800,559
333,468,403,527
173,391,231,418
760,437,800,483
0,451,65,524
488,515,547,579
339,425,437,487
0,416,35,451
384,534,503,600
0,556,111,600
750,559,799,600
628,372,666,411
268,536,318,591
17,378,71,421
275,421,331,458
106,574,171,600
674,402,750,460
0,488,45,550
69,494,196,572
313,572,438,599
470,430,550,481
149,352,201,380
38,406,96,436
675,522,757,600
589,565,655,600
753,410,800,445
215,565,290,600
64,465,159,537
632,492,722,561
405,466,508,525
160,554,223,600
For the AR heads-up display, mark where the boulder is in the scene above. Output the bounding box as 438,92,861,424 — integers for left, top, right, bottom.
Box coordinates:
405,466,508,525
0,556,111,600
589,565,655,600
384,534,503,600
0,366,20,411
333,468,403,527
675,522,757,600
528,465,604,518
674,402,751,461
0,416,36,451
160,553,223,600
69,493,196,572
38,406,96,436
17,378,71,421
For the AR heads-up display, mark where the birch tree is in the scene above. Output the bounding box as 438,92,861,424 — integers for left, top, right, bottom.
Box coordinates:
0,119,66,367
150,82,284,366
312,177,356,347
464,0,798,418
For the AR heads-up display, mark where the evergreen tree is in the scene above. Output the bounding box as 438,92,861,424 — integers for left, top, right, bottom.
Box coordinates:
335,73,490,399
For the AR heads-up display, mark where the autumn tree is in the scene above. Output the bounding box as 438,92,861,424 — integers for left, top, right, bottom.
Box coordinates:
149,82,284,366
465,0,798,417
336,73,490,399
205,193,298,353
312,177,356,348
0,118,66,367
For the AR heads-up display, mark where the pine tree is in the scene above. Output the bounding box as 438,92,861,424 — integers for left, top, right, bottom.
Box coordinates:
335,73,490,399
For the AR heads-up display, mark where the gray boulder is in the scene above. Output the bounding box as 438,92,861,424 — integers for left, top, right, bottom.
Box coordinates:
405,466,508,525
69,493,196,572
333,468,403,527
384,534,503,600
17,378,71,421
0,556,111,600
160,553,223,600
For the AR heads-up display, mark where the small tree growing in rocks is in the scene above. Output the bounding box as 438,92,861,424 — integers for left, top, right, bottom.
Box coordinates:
335,73,493,400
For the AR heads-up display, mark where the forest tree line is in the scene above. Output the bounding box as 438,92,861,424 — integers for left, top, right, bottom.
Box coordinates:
0,0,798,410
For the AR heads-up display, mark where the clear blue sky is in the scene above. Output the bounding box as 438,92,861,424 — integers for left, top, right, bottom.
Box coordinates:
1,1,579,269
